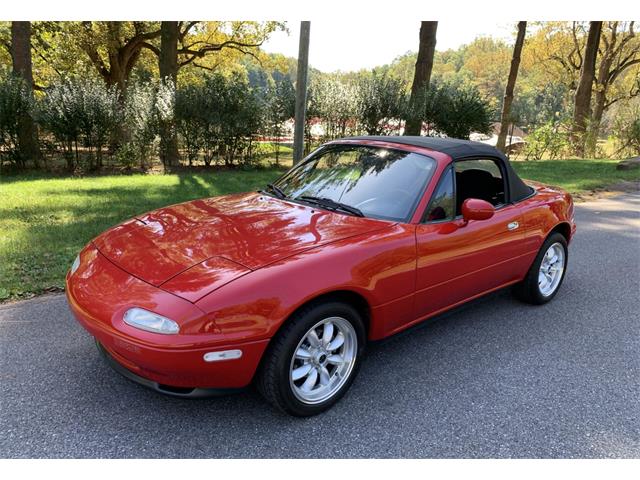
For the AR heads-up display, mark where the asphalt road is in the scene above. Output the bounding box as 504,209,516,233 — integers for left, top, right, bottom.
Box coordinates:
1,194,639,458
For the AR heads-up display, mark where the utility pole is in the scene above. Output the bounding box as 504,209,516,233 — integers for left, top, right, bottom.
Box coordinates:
293,21,310,164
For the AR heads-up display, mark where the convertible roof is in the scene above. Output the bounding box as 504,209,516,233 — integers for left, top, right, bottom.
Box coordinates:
345,135,502,160
342,135,534,203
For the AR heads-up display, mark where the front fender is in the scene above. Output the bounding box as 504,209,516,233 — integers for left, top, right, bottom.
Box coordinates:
194,223,416,344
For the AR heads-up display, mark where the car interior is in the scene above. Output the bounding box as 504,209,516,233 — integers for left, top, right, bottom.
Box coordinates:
424,158,507,222
454,159,506,215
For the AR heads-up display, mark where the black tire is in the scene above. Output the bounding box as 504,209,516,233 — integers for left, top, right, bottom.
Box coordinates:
514,232,568,305
256,300,366,416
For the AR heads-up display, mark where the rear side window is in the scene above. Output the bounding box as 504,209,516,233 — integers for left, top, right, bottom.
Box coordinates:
424,167,455,222
454,158,506,214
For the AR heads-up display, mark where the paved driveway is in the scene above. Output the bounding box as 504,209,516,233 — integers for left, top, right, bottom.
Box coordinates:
1,194,638,458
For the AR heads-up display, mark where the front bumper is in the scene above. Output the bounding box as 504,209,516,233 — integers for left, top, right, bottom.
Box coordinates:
66,244,270,391
96,340,243,397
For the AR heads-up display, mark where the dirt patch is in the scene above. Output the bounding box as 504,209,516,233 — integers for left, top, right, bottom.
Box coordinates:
572,180,640,202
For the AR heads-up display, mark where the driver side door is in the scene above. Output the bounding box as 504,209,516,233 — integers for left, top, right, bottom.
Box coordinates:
411,160,528,325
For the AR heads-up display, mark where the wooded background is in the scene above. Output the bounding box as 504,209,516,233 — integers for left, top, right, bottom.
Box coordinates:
0,21,638,174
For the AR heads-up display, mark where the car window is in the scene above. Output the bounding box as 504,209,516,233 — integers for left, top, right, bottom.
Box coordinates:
423,167,455,222
274,145,437,222
454,158,506,214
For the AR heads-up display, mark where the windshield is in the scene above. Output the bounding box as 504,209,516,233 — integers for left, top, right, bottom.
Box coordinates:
273,144,437,222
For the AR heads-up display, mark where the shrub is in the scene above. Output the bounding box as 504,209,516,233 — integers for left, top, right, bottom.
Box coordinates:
412,81,492,139
175,84,205,166
435,83,492,138
121,81,159,169
612,100,640,157
356,72,407,135
38,79,84,170
38,78,119,171
309,75,359,141
523,122,571,160
156,78,177,168
77,80,120,169
175,73,264,167
266,76,295,164
0,75,36,169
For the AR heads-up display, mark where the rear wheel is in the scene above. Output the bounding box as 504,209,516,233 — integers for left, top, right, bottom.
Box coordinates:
257,301,365,416
514,232,568,304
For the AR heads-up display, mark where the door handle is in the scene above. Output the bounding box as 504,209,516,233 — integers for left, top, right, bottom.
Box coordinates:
507,221,519,231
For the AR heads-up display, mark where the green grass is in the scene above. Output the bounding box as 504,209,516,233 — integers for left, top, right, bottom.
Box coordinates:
0,168,285,301
0,158,637,302
511,158,639,194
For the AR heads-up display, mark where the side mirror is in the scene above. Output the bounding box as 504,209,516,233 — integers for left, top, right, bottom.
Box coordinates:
461,198,495,222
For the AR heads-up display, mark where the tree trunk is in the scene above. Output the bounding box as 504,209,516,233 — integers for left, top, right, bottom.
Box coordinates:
587,55,613,156
497,21,527,153
404,21,438,136
159,21,180,168
572,21,602,157
11,21,40,167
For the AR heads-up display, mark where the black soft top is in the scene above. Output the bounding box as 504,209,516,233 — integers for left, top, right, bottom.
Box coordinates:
343,135,534,203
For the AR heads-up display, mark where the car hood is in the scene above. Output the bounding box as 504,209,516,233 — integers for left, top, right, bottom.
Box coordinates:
93,192,391,299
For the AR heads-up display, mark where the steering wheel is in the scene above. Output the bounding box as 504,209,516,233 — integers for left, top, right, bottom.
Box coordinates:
354,189,414,212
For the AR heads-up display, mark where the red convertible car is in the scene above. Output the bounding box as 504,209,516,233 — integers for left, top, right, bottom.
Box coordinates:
67,136,576,416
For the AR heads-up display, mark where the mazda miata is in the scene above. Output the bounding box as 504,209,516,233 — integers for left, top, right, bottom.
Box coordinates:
67,136,576,416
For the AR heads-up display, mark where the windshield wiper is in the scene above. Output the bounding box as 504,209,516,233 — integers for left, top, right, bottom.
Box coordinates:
298,196,364,217
262,183,287,199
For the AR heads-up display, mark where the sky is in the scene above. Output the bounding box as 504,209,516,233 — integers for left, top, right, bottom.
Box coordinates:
262,20,516,73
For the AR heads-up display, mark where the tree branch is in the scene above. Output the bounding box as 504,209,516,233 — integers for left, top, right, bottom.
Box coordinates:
80,24,110,78
608,57,640,85
179,21,199,41
140,41,160,56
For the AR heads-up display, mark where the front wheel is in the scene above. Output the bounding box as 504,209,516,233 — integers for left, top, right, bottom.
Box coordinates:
257,301,365,416
514,232,568,304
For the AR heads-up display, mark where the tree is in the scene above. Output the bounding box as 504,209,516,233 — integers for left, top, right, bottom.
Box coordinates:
405,21,438,136
590,22,639,148
571,21,602,156
417,81,492,139
11,21,39,165
496,22,527,153
159,21,179,167
77,22,161,93
77,21,283,94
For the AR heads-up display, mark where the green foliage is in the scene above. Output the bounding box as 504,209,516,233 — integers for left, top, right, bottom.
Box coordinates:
38,79,85,170
0,75,34,168
175,84,205,166
510,82,570,128
76,80,120,169
121,81,160,168
355,72,407,135
38,78,120,170
174,73,264,167
612,100,640,157
522,122,572,160
410,81,492,139
308,74,359,140
434,83,492,138
265,76,295,164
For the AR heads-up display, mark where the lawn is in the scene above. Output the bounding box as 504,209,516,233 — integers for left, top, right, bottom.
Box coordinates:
511,158,639,194
0,158,638,302
0,168,286,301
